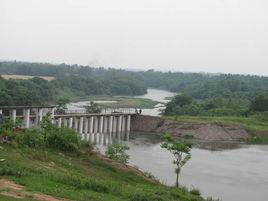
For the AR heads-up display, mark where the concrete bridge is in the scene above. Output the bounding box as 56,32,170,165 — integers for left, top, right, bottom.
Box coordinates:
0,106,133,137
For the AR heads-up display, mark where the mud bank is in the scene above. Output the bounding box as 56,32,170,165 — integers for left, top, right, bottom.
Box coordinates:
131,115,251,141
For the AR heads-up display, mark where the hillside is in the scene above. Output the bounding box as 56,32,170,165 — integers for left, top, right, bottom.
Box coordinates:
0,145,206,201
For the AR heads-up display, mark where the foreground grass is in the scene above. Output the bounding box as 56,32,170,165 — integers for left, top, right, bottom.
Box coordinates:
164,115,268,133
0,145,204,201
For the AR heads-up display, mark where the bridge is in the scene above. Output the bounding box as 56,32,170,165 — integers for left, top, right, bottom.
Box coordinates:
0,106,133,138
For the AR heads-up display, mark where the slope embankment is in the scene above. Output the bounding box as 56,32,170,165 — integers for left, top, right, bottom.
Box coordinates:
131,115,251,141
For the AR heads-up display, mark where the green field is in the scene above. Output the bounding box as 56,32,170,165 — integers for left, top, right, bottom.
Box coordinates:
164,115,268,133
0,145,207,201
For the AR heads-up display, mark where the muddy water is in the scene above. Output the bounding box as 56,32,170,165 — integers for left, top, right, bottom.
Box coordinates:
72,89,268,201
96,132,268,201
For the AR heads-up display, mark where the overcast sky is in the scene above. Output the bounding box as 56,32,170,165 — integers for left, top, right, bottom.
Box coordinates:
0,0,268,75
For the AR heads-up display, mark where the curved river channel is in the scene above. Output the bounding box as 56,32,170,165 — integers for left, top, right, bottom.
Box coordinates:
71,89,268,201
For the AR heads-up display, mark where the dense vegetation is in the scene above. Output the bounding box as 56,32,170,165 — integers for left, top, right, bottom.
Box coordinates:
0,77,54,106
0,121,211,201
0,61,147,106
0,61,267,113
164,93,268,117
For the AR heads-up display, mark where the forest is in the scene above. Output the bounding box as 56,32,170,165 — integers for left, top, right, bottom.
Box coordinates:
0,61,268,113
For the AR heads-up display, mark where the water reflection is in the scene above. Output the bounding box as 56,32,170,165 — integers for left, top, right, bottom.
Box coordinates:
82,131,130,146
86,132,268,201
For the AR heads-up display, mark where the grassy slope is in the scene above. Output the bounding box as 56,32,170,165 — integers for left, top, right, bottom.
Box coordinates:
164,115,268,133
0,146,203,201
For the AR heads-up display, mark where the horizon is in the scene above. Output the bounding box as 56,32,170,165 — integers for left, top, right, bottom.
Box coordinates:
1,59,268,77
1,0,268,76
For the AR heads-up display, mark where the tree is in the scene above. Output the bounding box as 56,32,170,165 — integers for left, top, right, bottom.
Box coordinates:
161,134,192,187
105,144,130,164
84,101,101,113
55,97,70,114
173,94,192,107
250,94,268,112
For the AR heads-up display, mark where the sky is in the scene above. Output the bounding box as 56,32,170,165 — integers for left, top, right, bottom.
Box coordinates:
0,0,268,75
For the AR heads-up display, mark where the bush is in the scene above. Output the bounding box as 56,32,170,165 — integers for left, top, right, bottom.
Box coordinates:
190,189,201,196
16,129,44,148
44,126,81,152
106,144,129,164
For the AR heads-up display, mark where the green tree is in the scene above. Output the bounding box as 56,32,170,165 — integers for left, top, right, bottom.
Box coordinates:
84,101,101,113
250,94,268,112
56,97,70,114
106,144,130,164
161,134,192,187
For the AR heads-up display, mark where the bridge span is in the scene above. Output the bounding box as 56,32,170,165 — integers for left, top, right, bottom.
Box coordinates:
0,106,134,136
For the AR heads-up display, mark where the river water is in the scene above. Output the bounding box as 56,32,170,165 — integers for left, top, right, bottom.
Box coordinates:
72,89,268,201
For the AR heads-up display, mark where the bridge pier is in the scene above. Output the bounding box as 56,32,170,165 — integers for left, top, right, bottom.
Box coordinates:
84,117,89,133
24,108,30,128
99,116,104,133
126,115,131,131
10,109,16,123
57,117,62,127
74,118,78,132
79,117,84,134
94,117,98,133
89,117,94,134
0,106,134,144
68,117,73,128
108,116,113,133
103,117,108,133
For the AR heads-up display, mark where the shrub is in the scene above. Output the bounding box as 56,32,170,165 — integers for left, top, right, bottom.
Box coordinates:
16,129,44,148
190,189,201,196
44,126,81,152
106,144,129,164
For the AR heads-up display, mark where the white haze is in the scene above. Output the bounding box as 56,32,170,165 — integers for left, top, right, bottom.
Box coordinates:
0,0,268,75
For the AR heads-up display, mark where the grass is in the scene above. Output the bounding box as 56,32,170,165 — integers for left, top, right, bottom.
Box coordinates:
0,145,205,201
72,95,159,109
164,115,268,134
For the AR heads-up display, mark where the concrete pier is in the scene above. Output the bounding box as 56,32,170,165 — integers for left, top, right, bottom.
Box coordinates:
68,117,73,128
64,118,68,127
126,115,131,131
0,106,134,142
10,109,16,123
89,117,94,134
79,117,84,134
99,116,104,133
113,117,117,133
38,109,43,123
24,109,30,128
103,117,108,133
108,116,113,133
74,118,78,132
84,118,89,133
118,116,122,133
94,117,99,133
57,118,62,127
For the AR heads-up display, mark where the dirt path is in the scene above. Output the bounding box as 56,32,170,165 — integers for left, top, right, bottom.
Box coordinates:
0,179,69,201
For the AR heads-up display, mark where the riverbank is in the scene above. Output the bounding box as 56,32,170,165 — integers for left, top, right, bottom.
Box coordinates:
0,145,206,201
68,95,159,109
131,115,268,142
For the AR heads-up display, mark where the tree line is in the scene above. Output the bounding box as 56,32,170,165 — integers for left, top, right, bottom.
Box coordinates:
0,61,267,110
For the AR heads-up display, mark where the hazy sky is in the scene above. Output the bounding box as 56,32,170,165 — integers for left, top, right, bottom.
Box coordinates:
0,0,268,75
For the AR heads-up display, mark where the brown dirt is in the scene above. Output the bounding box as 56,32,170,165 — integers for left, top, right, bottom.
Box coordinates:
0,179,69,201
131,115,251,141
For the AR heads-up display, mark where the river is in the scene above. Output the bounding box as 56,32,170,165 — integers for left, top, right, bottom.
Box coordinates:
71,89,268,201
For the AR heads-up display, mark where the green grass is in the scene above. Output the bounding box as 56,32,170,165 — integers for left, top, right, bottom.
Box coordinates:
0,145,205,201
75,96,159,109
164,115,268,133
